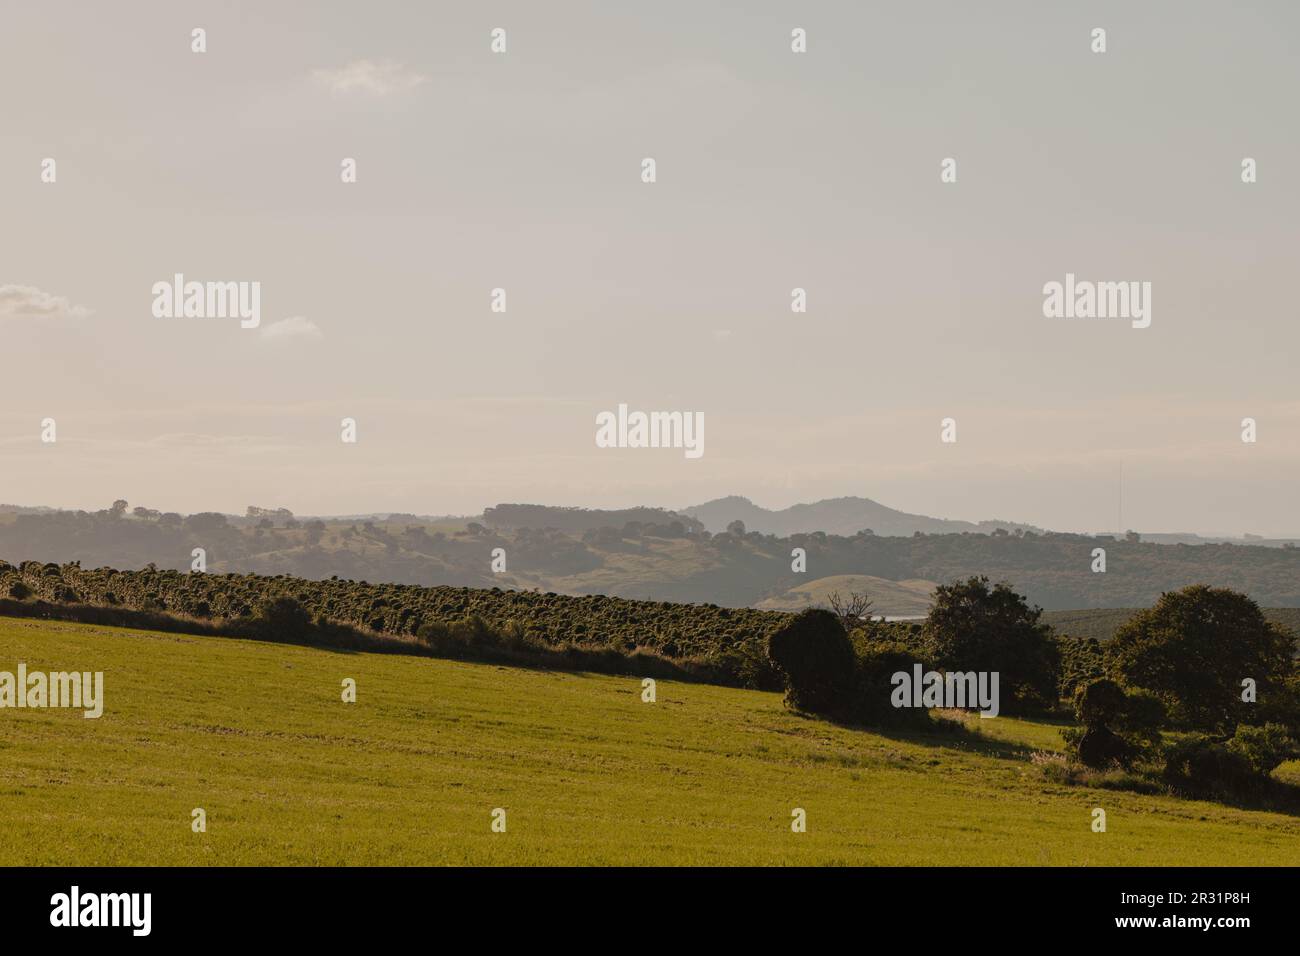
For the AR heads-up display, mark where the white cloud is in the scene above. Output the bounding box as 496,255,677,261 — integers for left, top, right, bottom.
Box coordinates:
0,285,91,319
311,59,428,96
260,315,322,341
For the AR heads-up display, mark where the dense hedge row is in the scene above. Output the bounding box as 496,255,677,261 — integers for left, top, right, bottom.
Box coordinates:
0,559,793,685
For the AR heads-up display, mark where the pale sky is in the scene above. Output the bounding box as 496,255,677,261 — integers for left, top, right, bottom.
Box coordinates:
1,1,1297,535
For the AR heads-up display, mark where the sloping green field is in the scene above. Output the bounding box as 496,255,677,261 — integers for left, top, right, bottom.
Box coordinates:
1,615,1297,865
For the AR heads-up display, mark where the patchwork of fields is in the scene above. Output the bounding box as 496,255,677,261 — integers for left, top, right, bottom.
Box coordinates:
1,615,1297,865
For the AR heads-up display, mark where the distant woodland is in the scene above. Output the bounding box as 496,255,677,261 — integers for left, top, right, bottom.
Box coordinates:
2,500,1298,612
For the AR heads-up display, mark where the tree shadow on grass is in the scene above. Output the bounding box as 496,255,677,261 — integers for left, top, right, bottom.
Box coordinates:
781,704,1043,763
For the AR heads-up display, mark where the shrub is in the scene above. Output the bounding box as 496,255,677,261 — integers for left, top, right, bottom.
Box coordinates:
1162,722,1297,797
253,596,313,642
854,641,933,728
1068,679,1164,768
1163,735,1257,794
768,611,933,728
767,609,856,719
1226,723,1299,777
1074,726,1133,769
416,620,464,656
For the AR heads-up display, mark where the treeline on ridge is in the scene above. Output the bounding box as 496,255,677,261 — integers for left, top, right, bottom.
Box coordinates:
2,501,1299,610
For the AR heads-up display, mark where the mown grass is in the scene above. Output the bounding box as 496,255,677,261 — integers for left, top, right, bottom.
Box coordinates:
1,615,1298,865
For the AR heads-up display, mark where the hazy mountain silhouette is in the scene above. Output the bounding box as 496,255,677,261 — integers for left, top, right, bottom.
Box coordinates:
681,495,1043,538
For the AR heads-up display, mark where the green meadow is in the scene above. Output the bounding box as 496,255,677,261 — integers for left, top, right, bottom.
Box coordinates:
0,615,1297,865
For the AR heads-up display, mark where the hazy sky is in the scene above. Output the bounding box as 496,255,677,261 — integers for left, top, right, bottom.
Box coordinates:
2,1,1297,535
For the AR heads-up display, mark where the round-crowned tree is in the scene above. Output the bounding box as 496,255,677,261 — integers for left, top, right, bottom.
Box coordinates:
1107,585,1296,733
767,609,856,719
922,576,1060,715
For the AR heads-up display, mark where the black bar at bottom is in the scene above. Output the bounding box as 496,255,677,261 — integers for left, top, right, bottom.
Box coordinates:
0,866,1284,941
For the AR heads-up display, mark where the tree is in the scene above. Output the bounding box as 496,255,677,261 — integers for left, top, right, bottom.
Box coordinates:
109,499,128,518
767,609,856,719
726,520,746,536
185,512,230,535
1107,585,1296,732
825,591,875,634
922,576,1060,714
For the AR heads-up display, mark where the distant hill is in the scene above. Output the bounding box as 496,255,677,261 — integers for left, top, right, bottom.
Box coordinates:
4,500,1300,613
754,574,936,617
682,495,1041,538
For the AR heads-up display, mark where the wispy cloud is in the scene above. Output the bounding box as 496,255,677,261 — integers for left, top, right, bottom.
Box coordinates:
311,59,428,96
260,315,322,341
0,285,91,319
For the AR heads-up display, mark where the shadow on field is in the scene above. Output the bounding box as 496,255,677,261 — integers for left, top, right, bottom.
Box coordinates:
780,703,1041,762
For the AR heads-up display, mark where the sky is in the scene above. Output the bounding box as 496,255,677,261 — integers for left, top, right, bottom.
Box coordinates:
1,1,1297,535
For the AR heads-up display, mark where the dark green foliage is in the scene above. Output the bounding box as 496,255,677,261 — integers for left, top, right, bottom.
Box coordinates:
0,561,787,689
766,610,931,728
1075,726,1133,769
854,641,934,729
1107,585,1296,733
254,596,313,642
767,610,856,718
1073,678,1126,727
1067,678,1164,768
0,561,790,685
1226,723,1300,777
1057,635,1106,700
1163,736,1258,795
1256,673,1300,733
922,576,1059,715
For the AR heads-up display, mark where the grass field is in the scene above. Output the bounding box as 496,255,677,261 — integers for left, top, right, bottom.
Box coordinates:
1,615,1298,865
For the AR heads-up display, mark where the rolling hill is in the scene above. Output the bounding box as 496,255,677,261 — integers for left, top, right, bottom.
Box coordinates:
754,574,937,617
